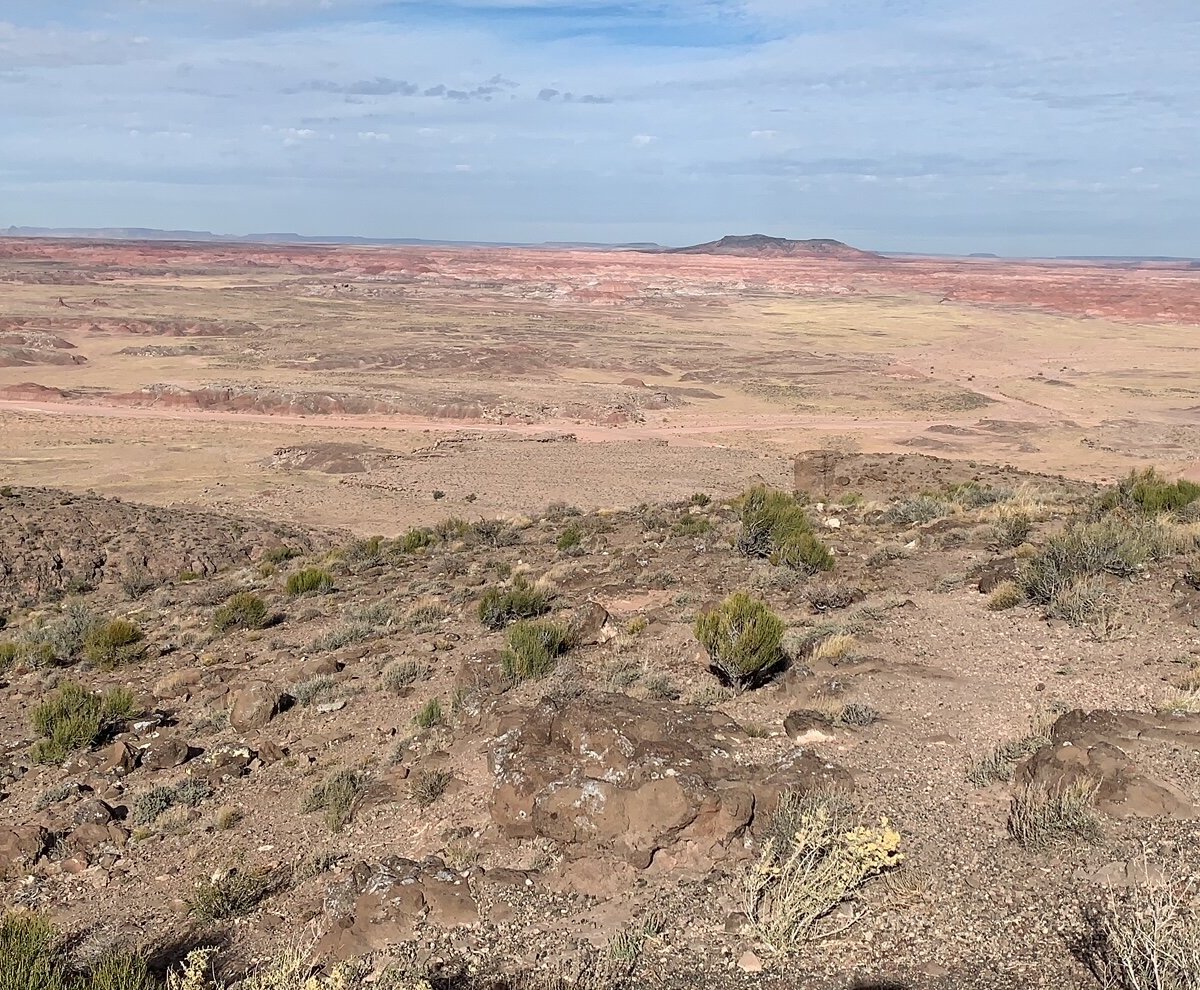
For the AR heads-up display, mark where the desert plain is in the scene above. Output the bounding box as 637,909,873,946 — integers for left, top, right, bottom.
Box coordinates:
1,237,1199,990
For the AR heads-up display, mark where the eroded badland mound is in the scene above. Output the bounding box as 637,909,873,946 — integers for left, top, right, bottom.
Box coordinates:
2,454,1200,989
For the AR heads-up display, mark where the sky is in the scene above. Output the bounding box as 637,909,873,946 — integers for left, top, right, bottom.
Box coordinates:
1,1,1197,255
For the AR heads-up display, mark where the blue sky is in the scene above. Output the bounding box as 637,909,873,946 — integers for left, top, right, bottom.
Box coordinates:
1,1,1197,254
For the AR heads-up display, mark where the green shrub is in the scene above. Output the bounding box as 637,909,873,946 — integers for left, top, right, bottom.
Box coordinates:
556,522,584,553
83,619,145,669
411,768,454,808
0,912,158,990
1099,468,1200,515
189,866,289,922
434,518,470,542
414,698,443,729
672,515,712,537
382,659,427,693
501,619,571,684
478,577,553,630
301,769,366,833
132,779,212,826
738,486,833,574
285,567,334,597
689,492,712,507
1018,518,1162,617
213,592,270,632
0,640,18,672
945,482,1013,508
884,495,951,526
694,592,786,689
398,527,436,553
30,683,137,764
992,509,1034,548
263,545,301,565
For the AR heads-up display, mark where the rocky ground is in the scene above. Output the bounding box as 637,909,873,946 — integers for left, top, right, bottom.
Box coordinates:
2,451,1199,989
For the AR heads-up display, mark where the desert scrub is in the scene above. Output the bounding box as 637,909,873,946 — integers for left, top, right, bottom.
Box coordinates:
945,481,1013,508
991,507,1034,548
694,592,786,690
0,911,159,990
382,659,428,693
189,865,289,922
805,581,861,612
738,485,833,574
1007,778,1100,848
1082,870,1200,990
132,779,212,826
672,515,713,538
285,567,334,596
501,619,572,684
744,792,903,950
301,769,366,832
1099,467,1200,516
1018,517,1171,618
478,576,553,630
556,521,584,554
967,720,1051,786
212,591,270,632
83,618,145,669
411,767,454,808
291,675,336,707
884,494,951,526
30,682,137,764
414,697,444,729
406,601,448,632
986,580,1025,611
20,600,98,666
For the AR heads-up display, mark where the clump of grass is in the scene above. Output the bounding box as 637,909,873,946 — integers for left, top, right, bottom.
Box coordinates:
945,481,1013,508
884,495,951,526
689,492,712,507
310,621,374,652
738,485,833,574
1047,575,1111,624
556,522,584,554
213,591,270,632
30,682,137,764
344,535,386,564
501,619,572,684
132,779,213,826
1099,467,1200,516
672,515,713,538
285,567,334,597
478,576,553,630
406,602,447,632
189,866,289,922
292,675,336,707
382,659,427,693
967,724,1050,786
992,508,1034,548
214,805,244,831
263,545,301,565
987,580,1025,611
397,526,436,554
1007,778,1100,848
806,581,860,612
0,912,159,990
1156,691,1200,716
811,632,857,663
414,698,444,729
1081,871,1200,990
643,674,681,700
82,618,145,669
867,542,911,567
744,792,903,949
119,564,158,600
434,518,470,542
19,600,98,667
411,767,453,808
694,591,786,690
301,769,366,832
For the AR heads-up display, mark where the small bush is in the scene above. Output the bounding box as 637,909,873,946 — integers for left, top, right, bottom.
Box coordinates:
967,727,1050,786
407,602,447,632
643,674,681,700
83,618,145,669
1008,778,1100,848
301,769,366,832
556,522,584,554
1047,575,1110,625
992,508,1034,548
213,592,270,632
884,495,951,526
398,527,436,553
694,592,786,690
119,565,158,600
672,515,713,538
478,577,553,630
434,517,470,542
292,675,336,707
1099,468,1200,516
1081,872,1200,990
738,485,833,574
811,632,857,664
414,698,443,729
189,866,288,922
411,767,453,808
383,659,427,693
310,621,373,653
689,492,712,507
30,683,136,764
744,792,903,949
502,619,571,684
0,912,158,990
285,567,334,597
0,640,19,672
946,482,1013,508
132,779,212,826
806,582,861,612
987,581,1025,611
263,545,301,565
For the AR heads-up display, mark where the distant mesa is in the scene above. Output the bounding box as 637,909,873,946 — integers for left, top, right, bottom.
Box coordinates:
662,234,880,260
968,252,1000,259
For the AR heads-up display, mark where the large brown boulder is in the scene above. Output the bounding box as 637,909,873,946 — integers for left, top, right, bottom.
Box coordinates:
487,695,850,870
229,683,289,733
1016,709,1199,819
0,825,49,877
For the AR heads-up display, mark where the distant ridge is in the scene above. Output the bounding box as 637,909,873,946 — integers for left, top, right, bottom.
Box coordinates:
0,226,660,251
659,233,880,260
